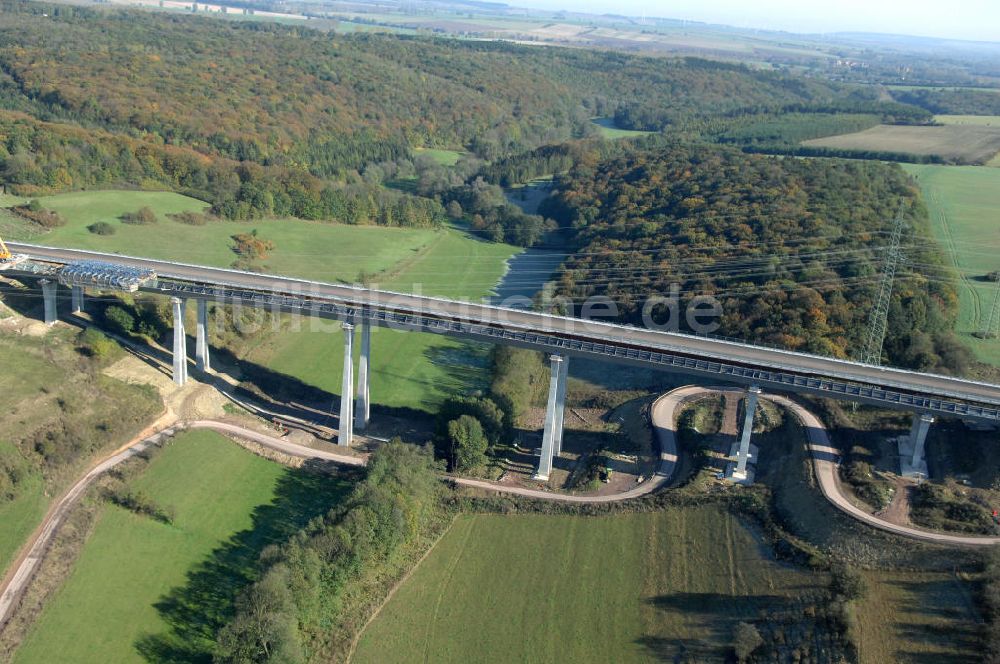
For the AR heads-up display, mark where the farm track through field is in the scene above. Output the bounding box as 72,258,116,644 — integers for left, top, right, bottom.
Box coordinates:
933,190,983,329
422,515,475,663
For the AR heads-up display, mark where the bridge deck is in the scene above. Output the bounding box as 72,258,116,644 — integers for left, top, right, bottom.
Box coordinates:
9,242,1000,421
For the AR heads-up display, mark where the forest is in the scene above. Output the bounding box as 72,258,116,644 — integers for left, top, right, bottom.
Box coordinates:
890,87,1000,116
0,0,931,227
0,0,977,371
539,144,971,373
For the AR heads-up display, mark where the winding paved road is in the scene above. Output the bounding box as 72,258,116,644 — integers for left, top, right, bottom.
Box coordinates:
766,392,1000,546
667,386,1000,547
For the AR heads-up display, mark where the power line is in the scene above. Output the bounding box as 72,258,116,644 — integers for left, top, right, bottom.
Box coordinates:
860,209,905,366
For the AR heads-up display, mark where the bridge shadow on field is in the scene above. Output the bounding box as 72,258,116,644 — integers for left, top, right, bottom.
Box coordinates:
134,460,358,663
636,589,831,662
211,343,437,443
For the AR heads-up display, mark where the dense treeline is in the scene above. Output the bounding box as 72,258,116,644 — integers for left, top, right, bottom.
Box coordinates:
540,145,971,373
0,2,864,167
741,144,950,165
613,74,931,132
0,112,445,224
891,88,1000,116
715,113,883,148
214,441,445,663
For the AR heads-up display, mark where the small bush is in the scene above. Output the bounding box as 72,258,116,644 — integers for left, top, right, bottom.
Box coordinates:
103,305,136,335
14,203,65,228
103,485,175,524
120,206,158,224
830,564,866,601
77,328,118,360
87,221,116,235
0,447,29,502
230,229,275,260
733,621,763,662
167,210,211,225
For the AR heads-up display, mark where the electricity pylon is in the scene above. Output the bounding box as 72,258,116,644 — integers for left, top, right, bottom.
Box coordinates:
860,209,906,366
980,278,1000,339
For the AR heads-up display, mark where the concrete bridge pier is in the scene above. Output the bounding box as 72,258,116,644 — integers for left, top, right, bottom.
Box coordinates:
70,286,85,314
171,297,187,386
339,322,355,446
355,321,370,432
552,355,570,456
726,385,761,484
899,413,935,478
40,279,57,325
534,354,567,481
195,299,211,372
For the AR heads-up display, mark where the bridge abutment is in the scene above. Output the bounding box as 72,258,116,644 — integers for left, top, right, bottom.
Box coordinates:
339,322,355,446
195,299,211,372
355,321,370,432
899,413,934,478
726,385,761,484
534,354,566,481
40,279,57,325
70,285,84,314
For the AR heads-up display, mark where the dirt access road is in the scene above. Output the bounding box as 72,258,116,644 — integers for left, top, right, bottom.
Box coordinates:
4,383,996,632
0,390,680,629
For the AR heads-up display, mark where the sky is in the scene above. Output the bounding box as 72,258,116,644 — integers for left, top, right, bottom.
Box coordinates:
514,0,1000,42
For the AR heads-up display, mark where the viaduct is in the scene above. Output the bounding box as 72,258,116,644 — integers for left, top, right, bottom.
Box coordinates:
7,241,1000,482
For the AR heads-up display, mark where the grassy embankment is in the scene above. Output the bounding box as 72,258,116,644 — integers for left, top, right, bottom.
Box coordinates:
0,328,161,578
2,190,520,413
13,429,354,664
903,164,1000,366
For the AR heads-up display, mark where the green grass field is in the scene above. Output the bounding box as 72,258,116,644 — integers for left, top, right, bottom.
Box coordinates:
3,189,521,413
248,230,518,412
13,430,354,664
888,85,1000,93
903,164,1000,365
855,570,979,663
591,117,655,139
413,147,465,166
4,190,445,284
353,507,823,663
936,115,1000,126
